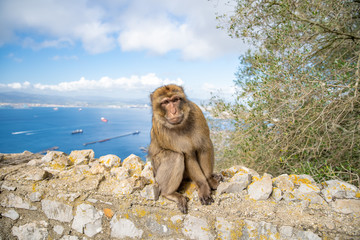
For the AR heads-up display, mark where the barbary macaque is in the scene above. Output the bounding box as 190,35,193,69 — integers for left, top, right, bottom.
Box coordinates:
148,84,220,213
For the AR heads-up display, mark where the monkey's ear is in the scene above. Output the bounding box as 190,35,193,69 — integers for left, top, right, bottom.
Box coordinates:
150,93,154,103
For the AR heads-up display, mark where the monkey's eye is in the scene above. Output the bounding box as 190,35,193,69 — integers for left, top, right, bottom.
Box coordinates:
173,97,181,102
161,100,170,105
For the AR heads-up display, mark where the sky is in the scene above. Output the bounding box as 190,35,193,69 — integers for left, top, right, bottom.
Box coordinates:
0,0,248,102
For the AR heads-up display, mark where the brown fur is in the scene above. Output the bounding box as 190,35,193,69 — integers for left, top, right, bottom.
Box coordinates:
149,84,220,213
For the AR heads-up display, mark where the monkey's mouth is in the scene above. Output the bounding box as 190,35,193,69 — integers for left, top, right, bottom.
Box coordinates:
167,115,184,125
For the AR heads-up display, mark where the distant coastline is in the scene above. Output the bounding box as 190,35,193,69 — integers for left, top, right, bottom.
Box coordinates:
0,102,150,109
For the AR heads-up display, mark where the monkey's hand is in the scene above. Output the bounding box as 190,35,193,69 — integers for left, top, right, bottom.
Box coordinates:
208,173,223,190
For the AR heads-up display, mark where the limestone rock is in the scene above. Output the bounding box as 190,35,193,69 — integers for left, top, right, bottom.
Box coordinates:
215,217,235,240
145,216,171,236
69,149,94,165
217,181,248,195
248,173,273,200
242,220,278,240
221,165,259,178
110,166,130,181
41,151,68,164
60,236,79,240
12,222,48,240
293,192,326,205
273,174,294,192
89,162,106,175
331,199,360,214
1,181,17,191
29,192,42,202
25,167,51,181
140,161,155,184
272,187,283,202
321,180,359,202
41,199,73,222
2,209,20,220
182,215,214,240
1,193,37,210
122,154,144,177
112,178,136,195
140,184,160,200
99,154,121,168
72,203,103,237
110,216,143,239
53,225,64,235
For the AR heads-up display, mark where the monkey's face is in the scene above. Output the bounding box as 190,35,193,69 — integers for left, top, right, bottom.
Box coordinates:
151,85,190,128
161,95,184,125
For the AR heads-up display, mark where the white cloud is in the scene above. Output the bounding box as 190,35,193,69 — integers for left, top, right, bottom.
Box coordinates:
7,53,23,63
52,55,78,61
0,0,247,58
1,74,184,92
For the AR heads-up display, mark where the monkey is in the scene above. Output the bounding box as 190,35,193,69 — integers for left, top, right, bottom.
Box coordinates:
148,84,220,213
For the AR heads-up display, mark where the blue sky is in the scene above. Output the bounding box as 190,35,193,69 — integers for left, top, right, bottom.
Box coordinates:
0,0,248,101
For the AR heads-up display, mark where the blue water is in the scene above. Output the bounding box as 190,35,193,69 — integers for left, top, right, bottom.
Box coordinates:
0,107,152,160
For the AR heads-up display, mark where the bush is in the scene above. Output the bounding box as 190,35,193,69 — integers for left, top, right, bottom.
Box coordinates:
210,0,360,186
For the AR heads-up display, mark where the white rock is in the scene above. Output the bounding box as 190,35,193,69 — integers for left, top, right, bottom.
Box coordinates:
296,182,321,194
99,154,121,168
25,168,50,181
112,178,135,195
170,215,185,224
41,151,68,163
295,229,321,240
41,199,73,222
1,182,17,191
242,220,278,239
110,167,130,181
217,173,251,195
122,154,144,177
1,193,37,210
60,236,79,240
89,162,105,175
182,215,214,240
273,174,294,192
110,216,143,239
140,184,160,200
57,192,81,202
215,217,234,240
12,222,48,240
272,187,283,202
72,203,103,237
2,209,20,220
29,192,42,202
293,192,326,205
53,225,64,235
331,199,360,214
321,180,359,202
279,225,294,238
248,173,273,200
140,161,155,184
69,149,94,165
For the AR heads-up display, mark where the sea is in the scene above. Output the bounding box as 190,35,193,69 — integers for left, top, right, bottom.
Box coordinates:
0,106,152,160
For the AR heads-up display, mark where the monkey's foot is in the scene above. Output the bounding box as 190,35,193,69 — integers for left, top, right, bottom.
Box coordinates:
177,196,189,214
163,193,188,214
199,194,214,205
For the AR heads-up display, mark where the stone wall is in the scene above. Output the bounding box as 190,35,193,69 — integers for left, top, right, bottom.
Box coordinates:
0,150,359,240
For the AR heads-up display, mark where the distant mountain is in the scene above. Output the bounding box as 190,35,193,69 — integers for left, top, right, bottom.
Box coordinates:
0,91,149,106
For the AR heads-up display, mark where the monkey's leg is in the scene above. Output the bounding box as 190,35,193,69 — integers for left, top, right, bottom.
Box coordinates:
155,151,188,214
198,146,221,190
185,154,214,205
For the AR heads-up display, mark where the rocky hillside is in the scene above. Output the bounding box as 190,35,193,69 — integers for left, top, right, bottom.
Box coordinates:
0,150,359,240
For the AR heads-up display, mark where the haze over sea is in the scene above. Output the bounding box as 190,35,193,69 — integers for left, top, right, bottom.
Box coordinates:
0,107,152,160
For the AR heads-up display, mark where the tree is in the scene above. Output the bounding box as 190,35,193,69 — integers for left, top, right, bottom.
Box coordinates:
211,0,360,185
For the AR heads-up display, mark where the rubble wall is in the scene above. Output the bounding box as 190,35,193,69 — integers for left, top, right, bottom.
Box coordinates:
0,150,359,240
